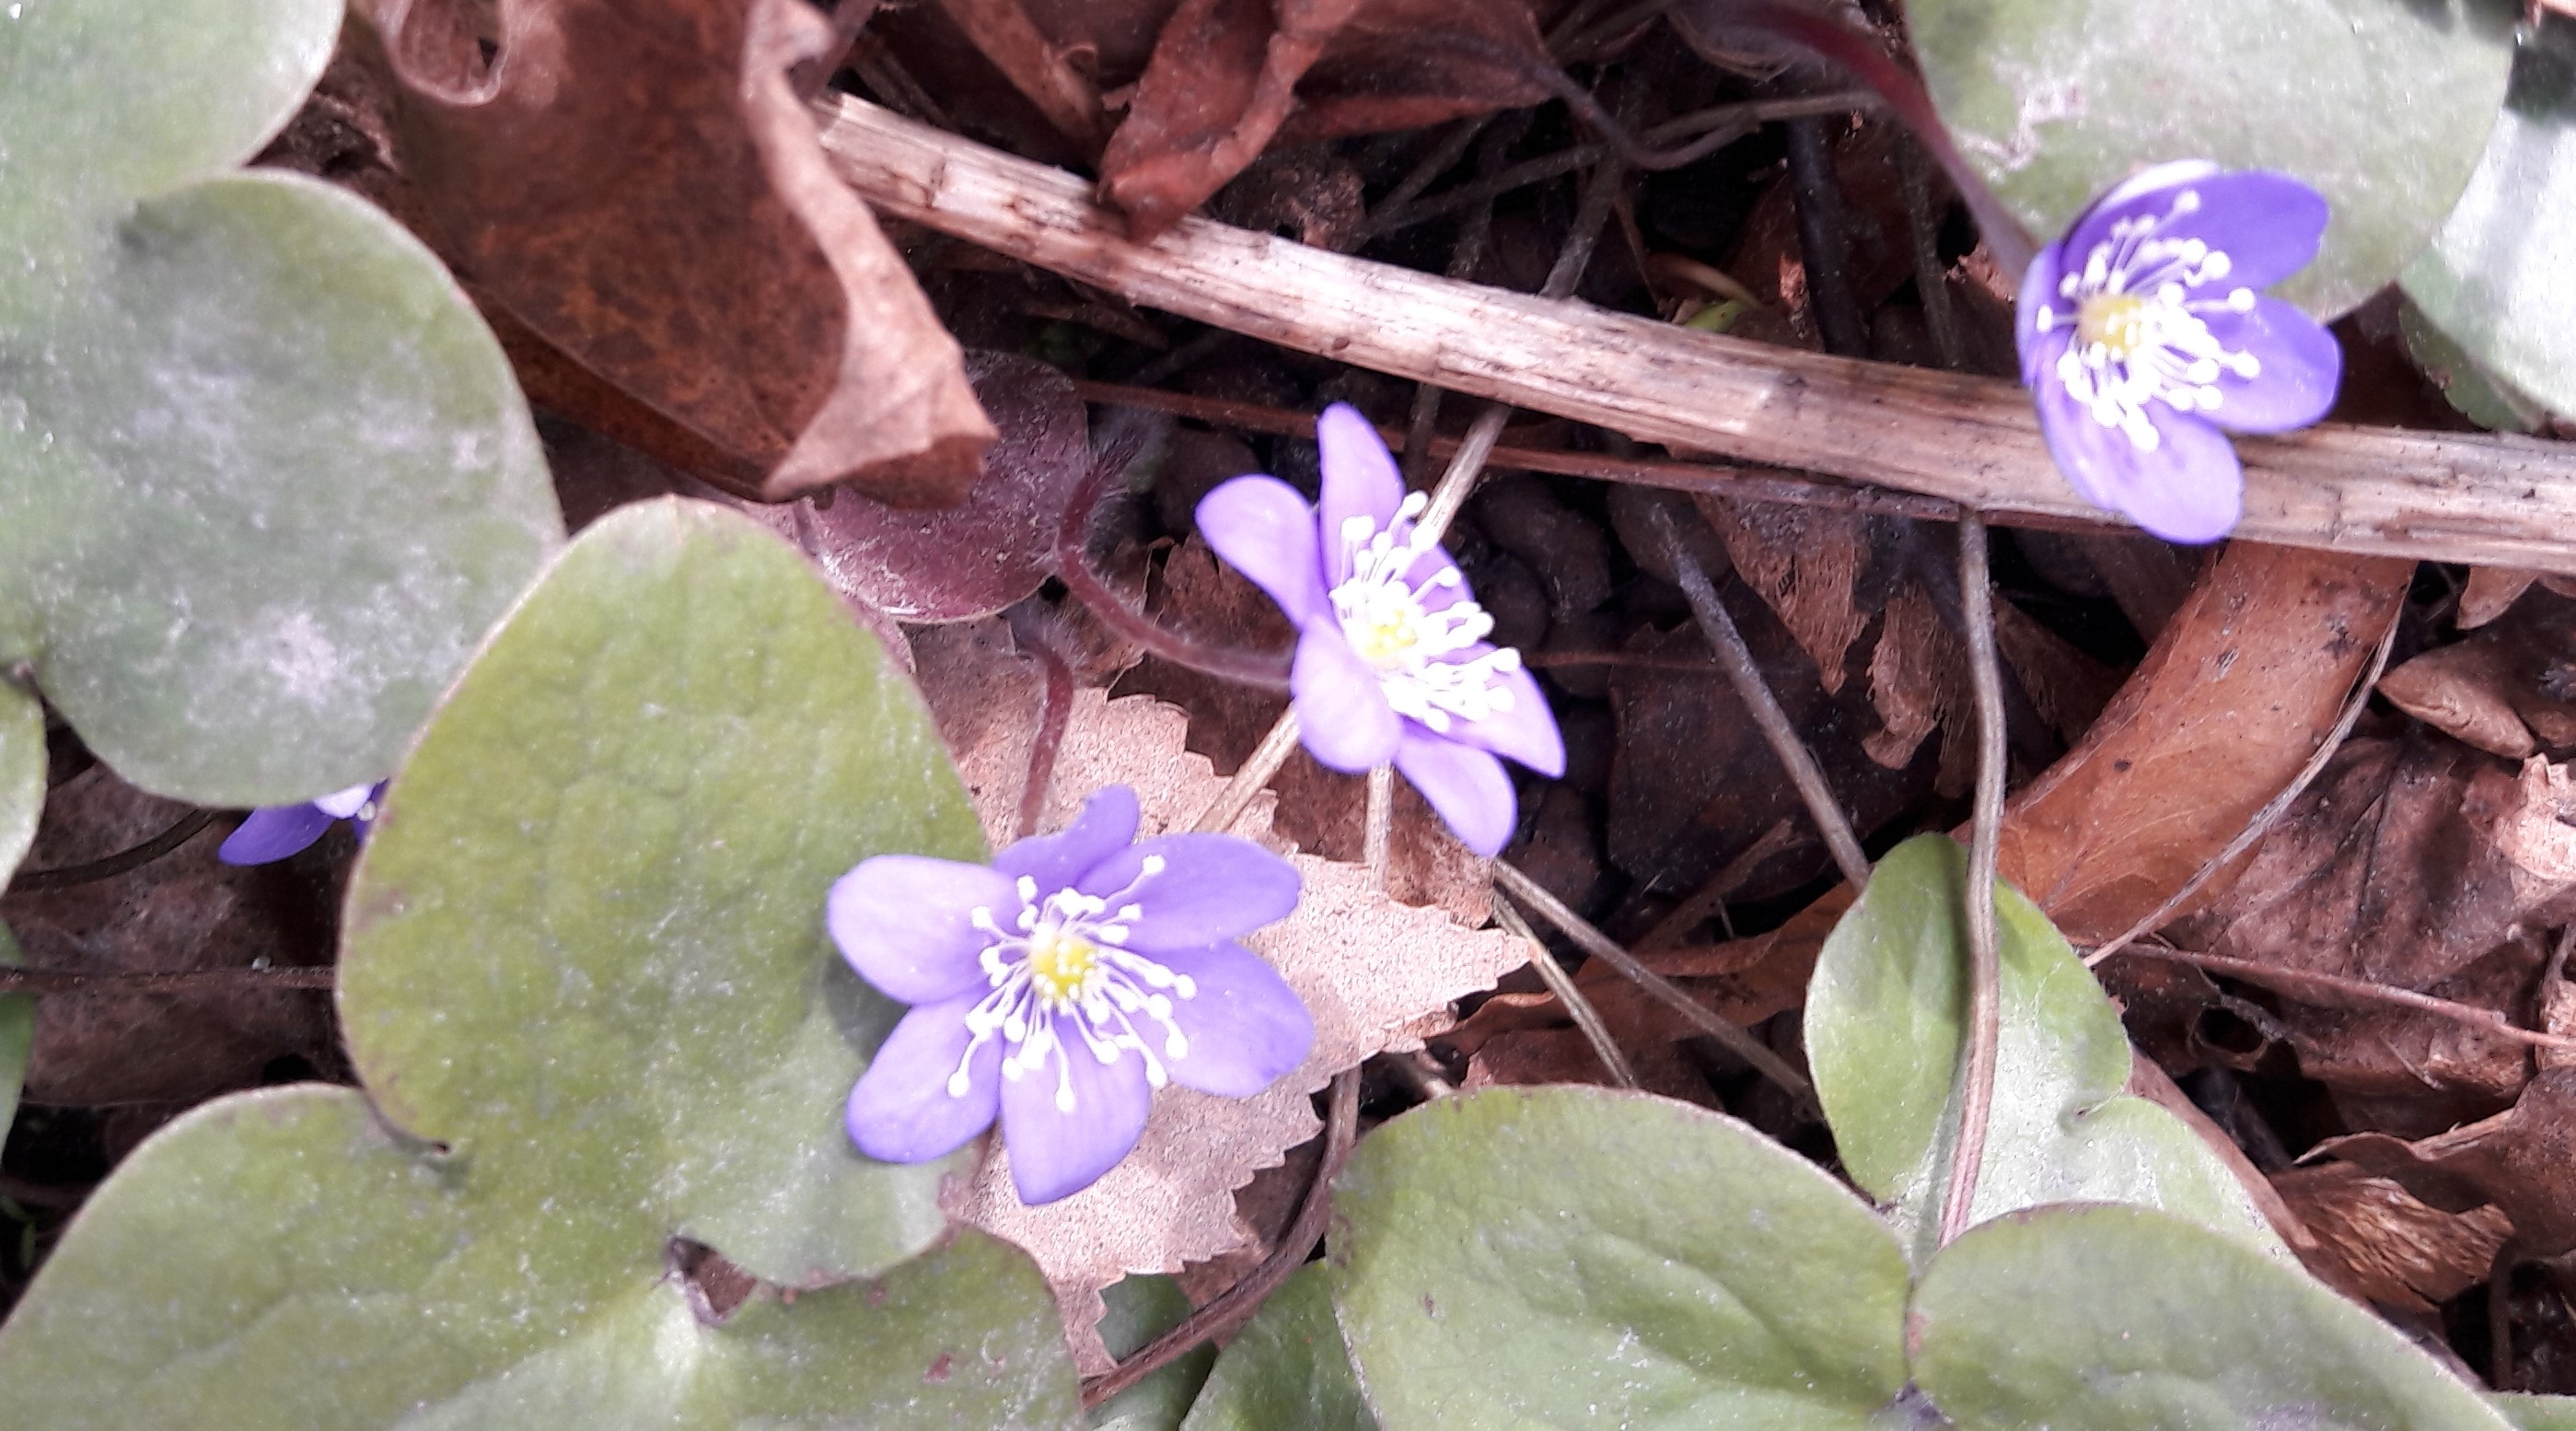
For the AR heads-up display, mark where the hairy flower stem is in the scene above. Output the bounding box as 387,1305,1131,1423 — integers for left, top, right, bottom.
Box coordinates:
1938,512,2007,1249
1080,1068,1361,1408
1494,859,1816,1111
1363,764,1396,887
1493,896,1637,1089
1654,508,1872,890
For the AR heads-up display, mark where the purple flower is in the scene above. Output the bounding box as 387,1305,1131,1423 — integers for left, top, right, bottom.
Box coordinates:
1193,404,1566,856
216,781,385,865
832,785,1313,1205
2017,161,2343,544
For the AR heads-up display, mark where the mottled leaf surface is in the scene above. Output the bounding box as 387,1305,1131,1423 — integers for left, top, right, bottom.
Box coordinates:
0,502,1065,1428
1180,1264,1375,1431
0,0,560,805
2404,24,2576,420
1909,0,2514,316
1913,1204,2512,1431
1331,1086,1909,1431
1807,834,2273,1266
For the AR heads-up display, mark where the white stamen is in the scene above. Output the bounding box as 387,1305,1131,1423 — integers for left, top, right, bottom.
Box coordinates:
1327,490,1524,731
2048,187,2266,453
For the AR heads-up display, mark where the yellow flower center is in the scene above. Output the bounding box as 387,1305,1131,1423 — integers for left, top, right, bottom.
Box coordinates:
1348,603,1424,669
2075,293,2151,359
1025,925,1097,1006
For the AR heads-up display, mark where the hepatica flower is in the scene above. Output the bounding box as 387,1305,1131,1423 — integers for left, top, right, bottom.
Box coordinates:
1195,404,1565,856
834,785,1314,1204
216,781,385,865
2018,161,2342,543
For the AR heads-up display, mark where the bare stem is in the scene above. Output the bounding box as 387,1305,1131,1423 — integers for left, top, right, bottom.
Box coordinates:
2096,943,2576,1057
1653,507,1872,890
1493,897,1639,1088
1938,512,2006,1249
1363,763,1396,889
8,809,218,892
1080,1068,1362,1408
1493,859,1816,1110
1194,712,1303,834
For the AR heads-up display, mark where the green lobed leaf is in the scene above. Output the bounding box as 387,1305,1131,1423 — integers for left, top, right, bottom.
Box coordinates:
2401,297,2552,432
2498,1394,2576,1429
0,0,561,806
2402,24,2576,421
0,501,1060,1428
1330,1085,1910,1431
0,1088,1079,1430
0,923,26,1150
1806,834,2275,1267
0,680,39,1147
1179,1264,1375,1431
1912,1204,2513,1431
1907,0,2515,317
1092,1275,1218,1431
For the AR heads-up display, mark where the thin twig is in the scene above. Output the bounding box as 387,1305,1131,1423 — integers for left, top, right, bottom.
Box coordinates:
1635,818,1801,952
1492,897,1639,1088
1653,508,1872,890
1081,1068,1362,1408
1939,512,2007,1248
1363,764,1396,889
2095,944,2576,1056
0,1171,92,1210
1195,713,1303,835
0,963,334,995
1900,139,1967,370
1493,860,1816,1110
2083,609,2402,968
1391,1048,1457,1099
1781,114,1866,357
8,809,218,891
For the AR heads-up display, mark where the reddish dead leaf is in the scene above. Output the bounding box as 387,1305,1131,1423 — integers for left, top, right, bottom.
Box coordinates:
350,0,992,504
743,352,1093,622
1,770,334,1107
2152,739,2576,1124
2311,1066,2576,1264
2380,585,2576,760
907,627,1526,1368
2272,1160,2512,1315
1098,0,1551,238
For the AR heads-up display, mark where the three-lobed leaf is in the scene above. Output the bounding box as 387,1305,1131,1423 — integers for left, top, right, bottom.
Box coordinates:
1907,0,2515,317
0,501,1077,1428
1330,1085,1911,1431
1913,1204,2514,1431
0,0,561,805
1806,834,2276,1266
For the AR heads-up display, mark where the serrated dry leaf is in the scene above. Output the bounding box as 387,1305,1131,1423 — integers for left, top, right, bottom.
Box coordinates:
907,623,1526,1369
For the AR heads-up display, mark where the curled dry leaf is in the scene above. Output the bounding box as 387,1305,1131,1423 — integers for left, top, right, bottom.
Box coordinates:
2309,1066,2576,1266
2270,1160,2512,1315
744,352,1093,622
2380,585,2576,760
349,0,992,503
907,622,1526,1369
1099,0,1552,238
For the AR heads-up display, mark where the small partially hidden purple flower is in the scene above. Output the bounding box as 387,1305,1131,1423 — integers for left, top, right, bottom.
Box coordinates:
1193,404,1566,856
2017,160,2343,544
833,785,1314,1205
216,781,385,866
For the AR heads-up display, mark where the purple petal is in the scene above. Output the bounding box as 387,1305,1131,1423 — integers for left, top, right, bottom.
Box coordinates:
1317,403,1405,587
1392,727,1518,857
1155,939,1315,1097
2069,164,2327,294
1292,626,1401,772
845,995,1003,1163
1077,834,1302,952
217,805,336,865
1000,1015,1155,1204
2015,239,2071,389
2199,296,2342,434
1446,658,1564,777
2035,382,2244,544
828,855,1020,1004
995,785,1141,893
1196,475,1331,627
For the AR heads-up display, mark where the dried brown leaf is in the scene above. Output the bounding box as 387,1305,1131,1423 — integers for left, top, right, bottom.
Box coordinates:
2312,1066,2576,1262
2272,1160,2512,1314
2380,585,2576,759
1689,496,1874,694
351,0,992,503
1098,0,1549,238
